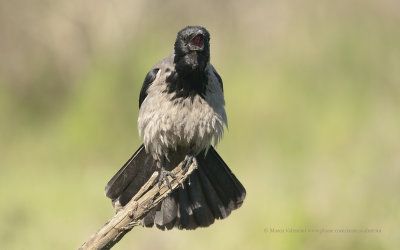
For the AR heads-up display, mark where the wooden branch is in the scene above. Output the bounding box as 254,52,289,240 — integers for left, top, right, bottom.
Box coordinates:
79,163,196,250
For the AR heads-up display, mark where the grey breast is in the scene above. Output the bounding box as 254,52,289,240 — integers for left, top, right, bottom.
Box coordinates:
138,57,227,163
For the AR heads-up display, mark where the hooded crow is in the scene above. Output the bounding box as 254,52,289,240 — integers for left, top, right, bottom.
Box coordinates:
105,26,246,230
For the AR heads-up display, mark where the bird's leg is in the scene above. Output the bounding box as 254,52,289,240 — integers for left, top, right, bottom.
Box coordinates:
157,155,176,189
182,151,199,175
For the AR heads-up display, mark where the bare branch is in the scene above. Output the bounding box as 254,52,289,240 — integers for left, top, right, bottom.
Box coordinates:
79,163,196,250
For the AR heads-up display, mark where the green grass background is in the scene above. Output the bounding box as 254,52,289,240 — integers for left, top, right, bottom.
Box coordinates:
1,0,399,249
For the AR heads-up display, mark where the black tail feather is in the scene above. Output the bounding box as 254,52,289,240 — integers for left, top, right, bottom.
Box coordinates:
199,147,246,210
177,184,197,229
155,193,178,230
142,208,156,227
105,144,157,202
197,166,228,219
188,170,215,227
105,145,246,230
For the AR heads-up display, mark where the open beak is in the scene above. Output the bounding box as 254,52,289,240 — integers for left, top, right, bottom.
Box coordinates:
188,32,204,51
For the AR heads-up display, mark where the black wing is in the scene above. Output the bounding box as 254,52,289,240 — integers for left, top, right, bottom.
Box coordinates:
139,68,160,108
212,69,223,92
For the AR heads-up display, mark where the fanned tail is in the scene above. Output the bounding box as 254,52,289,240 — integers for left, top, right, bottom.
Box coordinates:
105,146,246,230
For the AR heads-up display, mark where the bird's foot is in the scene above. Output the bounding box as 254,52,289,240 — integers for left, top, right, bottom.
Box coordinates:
157,167,176,189
182,153,198,175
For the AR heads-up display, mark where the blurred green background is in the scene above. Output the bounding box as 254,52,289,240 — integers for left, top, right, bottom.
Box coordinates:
1,0,399,249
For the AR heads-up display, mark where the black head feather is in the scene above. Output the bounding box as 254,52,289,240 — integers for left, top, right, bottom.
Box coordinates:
174,26,210,74
165,26,211,100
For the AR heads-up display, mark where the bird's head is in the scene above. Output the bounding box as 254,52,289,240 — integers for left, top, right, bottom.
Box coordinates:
174,26,210,73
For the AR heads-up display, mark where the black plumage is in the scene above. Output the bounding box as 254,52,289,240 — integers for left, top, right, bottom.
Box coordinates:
106,146,246,230
165,70,208,100
213,69,223,92
139,68,160,108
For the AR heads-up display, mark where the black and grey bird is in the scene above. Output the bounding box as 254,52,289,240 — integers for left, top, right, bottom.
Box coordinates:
105,26,246,230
